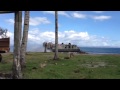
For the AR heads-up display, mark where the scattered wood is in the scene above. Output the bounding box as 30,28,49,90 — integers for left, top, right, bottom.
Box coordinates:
40,63,47,68
0,72,12,79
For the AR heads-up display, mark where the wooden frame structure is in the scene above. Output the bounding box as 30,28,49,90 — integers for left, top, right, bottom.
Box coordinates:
0,11,22,55
0,11,14,14
0,11,23,78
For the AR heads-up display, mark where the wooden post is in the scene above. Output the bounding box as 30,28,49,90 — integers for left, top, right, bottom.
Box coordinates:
0,54,2,62
12,11,22,79
54,11,59,60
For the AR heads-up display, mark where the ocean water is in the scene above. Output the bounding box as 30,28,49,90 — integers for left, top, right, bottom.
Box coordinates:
10,46,120,54
80,47,120,54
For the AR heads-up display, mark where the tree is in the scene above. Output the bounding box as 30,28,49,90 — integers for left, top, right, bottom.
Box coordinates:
0,27,8,38
53,11,59,60
12,11,22,79
20,11,30,70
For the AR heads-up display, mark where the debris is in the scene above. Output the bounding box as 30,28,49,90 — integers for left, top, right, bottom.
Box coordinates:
32,67,37,69
40,63,47,68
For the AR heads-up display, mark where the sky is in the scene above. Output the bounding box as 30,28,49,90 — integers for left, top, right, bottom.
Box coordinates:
0,11,120,51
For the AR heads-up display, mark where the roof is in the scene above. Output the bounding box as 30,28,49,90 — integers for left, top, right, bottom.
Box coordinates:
0,11,15,14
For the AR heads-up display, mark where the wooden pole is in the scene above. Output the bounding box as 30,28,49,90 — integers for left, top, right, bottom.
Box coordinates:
54,11,58,60
12,11,22,79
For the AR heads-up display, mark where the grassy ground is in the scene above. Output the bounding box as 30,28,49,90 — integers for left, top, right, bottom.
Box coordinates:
1,52,120,79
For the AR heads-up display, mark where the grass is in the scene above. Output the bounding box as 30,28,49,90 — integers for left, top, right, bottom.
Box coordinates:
1,52,120,79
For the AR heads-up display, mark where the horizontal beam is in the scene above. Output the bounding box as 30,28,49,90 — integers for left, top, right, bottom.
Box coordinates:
0,11,15,14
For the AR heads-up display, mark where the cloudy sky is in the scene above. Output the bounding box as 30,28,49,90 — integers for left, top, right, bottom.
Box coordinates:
0,11,120,51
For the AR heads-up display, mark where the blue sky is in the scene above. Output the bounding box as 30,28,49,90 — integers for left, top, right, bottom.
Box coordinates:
0,11,120,51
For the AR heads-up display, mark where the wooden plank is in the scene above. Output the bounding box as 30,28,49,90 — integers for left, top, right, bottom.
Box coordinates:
0,11,15,14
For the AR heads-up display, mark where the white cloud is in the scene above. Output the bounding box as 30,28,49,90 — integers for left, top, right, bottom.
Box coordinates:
40,31,55,39
103,42,108,46
5,17,51,26
30,17,50,26
43,11,70,17
64,30,89,40
5,31,14,50
71,11,111,22
43,11,55,14
6,31,13,38
6,19,14,24
91,15,111,21
58,11,70,17
72,12,87,19
92,11,104,13
27,29,120,48
7,29,120,52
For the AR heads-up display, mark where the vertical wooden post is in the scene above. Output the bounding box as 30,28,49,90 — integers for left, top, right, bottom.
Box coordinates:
54,11,58,60
12,11,22,79
0,54,2,62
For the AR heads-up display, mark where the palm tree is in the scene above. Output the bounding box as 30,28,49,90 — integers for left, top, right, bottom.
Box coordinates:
12,11,22,79
53,11,59,60
20,11,30,70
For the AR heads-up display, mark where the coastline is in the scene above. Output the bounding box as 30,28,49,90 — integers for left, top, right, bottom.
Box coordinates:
79,53,120,56
1,52,120,56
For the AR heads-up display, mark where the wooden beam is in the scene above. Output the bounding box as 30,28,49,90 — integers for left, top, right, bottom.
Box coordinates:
0,11,14,14
12,11,22,79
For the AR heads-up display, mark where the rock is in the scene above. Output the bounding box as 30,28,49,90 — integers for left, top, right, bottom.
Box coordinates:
0,72,12,79
79,50,88,54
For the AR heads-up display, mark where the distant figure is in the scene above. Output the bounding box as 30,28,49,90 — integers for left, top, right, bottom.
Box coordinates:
70,52,74,58
43,42,47,53
0,54,2,62
67,52,74,58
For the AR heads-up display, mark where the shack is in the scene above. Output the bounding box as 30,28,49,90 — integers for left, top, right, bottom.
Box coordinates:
0,38,10,53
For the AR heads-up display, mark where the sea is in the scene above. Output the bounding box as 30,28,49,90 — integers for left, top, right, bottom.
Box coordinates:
80,47,120,54
10,46,120,54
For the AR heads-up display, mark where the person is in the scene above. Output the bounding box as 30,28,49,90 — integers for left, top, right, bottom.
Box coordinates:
0,54,2,62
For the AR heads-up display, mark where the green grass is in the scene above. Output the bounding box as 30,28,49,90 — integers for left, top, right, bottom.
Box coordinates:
1,52,120,79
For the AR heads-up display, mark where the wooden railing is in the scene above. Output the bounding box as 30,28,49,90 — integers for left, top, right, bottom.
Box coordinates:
0,11,14,14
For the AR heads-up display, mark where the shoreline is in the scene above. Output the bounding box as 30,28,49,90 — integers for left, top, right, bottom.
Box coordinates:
79,53,120,56
1,52,120,56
